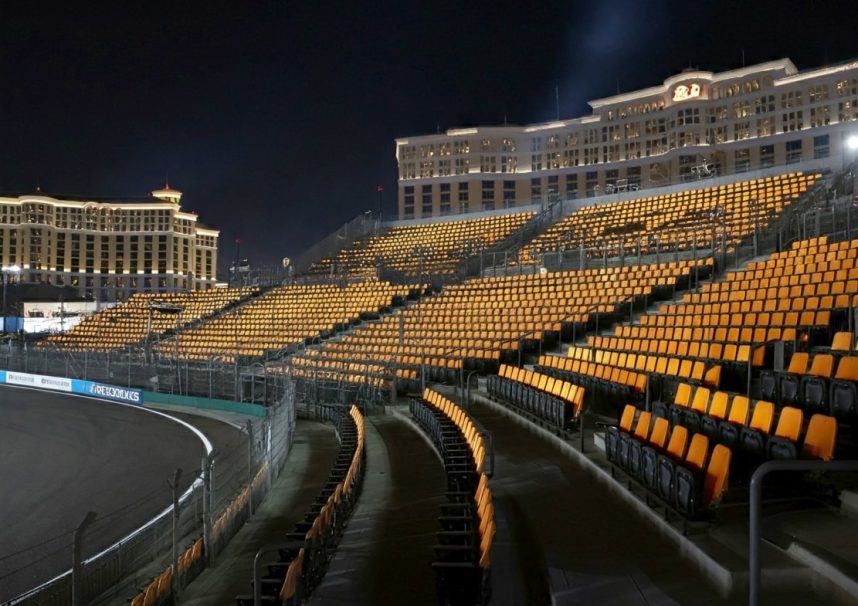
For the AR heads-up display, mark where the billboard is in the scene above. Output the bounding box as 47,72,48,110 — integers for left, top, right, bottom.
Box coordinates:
0,370,143,405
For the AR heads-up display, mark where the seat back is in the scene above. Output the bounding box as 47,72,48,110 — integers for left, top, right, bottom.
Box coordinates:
618,404,636,431
684,434,709,472
801,414,838,461
707,391,730,421
773,407,803,442
834,356,858,381
807,354,834,378
690,387,711,414
632,411,652,440
703,444,731,506
664,425,689,459
749,401,775,434
786,352,809,374
674,383,693,407
726,396,750,425
648,417,669,449
831,331,854,351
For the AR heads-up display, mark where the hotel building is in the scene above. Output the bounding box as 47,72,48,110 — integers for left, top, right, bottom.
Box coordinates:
395,58,858,219
0,185,219,301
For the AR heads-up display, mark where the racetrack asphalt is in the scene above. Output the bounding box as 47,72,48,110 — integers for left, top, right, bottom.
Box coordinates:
0,386,230,602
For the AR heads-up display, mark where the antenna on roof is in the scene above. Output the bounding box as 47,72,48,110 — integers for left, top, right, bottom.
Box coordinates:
554,81,560,121
503,108,508,126
436,121,441,134
741,49,746,67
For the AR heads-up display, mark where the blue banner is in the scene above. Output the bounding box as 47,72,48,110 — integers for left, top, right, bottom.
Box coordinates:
72,380,144,405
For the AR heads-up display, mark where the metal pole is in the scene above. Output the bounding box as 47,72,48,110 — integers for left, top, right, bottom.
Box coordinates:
246,420,255,517
169,468,182,597
750,459,858,606
71,511,98,606
202,455,213,565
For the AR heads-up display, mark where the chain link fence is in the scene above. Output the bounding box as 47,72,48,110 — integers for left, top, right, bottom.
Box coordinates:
1,372,296,606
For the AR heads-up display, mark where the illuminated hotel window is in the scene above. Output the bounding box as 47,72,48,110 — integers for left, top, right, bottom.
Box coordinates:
644,118,666,135
734,122,751,140
547,135,560,149
420,161,433,177
549,152,562,169
624,141,641,159
583,148,598,165
454,157,469,175
808,84,829,102
501,138,516,152
708,106,728,122
439,142,451,156
603,144,620,162
706,126,727,144
563,148,579,166
839,100,857,122
420,144,435,158
835,79,858,97
565,133,578,147
531,154,543,171
756,117,774,137
624,122,640,139
733,100,752,118
501,155,517,173
453,140,470,154
481,139,494,153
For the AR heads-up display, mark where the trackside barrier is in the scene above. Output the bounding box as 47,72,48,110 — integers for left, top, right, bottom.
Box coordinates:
0,370,144,405
2,378,297,606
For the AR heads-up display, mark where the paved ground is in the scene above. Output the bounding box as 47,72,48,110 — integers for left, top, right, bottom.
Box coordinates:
0,386,218,602
311,412,446,605
180,419,340,605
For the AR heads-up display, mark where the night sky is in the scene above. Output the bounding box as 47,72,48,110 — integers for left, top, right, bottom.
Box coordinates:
1,1,855,275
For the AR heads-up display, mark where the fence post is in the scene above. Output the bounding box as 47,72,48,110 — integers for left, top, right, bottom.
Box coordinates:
71,511,98,606
169,468,182,596
246,421,255,517
202,454,214,565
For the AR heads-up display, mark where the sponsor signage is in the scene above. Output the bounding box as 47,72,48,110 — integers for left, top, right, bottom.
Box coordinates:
78,380,143,405
5,371,73,392
0,370,143,405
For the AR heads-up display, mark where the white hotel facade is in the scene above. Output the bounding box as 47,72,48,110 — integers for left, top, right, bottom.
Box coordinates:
0,186,219,301
395,58,858,219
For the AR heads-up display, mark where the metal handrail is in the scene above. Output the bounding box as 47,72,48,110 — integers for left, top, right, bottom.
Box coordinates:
749,459,858,606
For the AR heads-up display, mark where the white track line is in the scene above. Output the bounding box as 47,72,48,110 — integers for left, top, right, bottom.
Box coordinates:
2,384,212,605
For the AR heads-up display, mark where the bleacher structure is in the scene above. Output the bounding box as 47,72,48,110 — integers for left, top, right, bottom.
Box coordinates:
42,288,256,351
21,167,858,605
306,211,535,278
520,172,819,263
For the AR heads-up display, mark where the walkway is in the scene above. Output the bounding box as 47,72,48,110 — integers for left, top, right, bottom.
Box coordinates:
180,419,340,605
310,412,445,605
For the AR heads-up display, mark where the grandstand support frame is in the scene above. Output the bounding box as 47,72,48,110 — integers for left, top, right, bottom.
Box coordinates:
749,459,858,606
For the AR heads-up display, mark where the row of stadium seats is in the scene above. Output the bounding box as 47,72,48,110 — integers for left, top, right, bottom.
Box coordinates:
606,408,731,519
155,280,419,361
486,364,585,430
236,405,365,606
652,384,837,461
308,212,534,277
410,388,493,606
520,172,819,262
760,350,857,419
43,288,256,351
128,539,205,606
290,260,707,392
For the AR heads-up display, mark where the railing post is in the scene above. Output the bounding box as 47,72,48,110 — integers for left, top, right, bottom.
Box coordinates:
246,421,255,517
169,468,182,596
71,511,98,606
202,454,214,565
